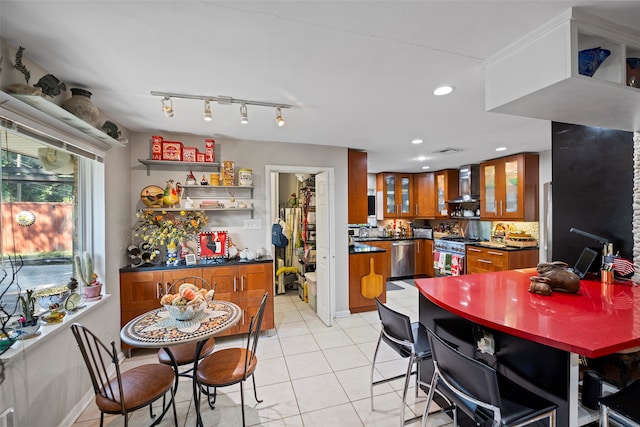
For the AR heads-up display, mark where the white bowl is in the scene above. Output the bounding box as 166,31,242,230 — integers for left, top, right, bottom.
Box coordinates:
35,288,71,310
163,301,207,321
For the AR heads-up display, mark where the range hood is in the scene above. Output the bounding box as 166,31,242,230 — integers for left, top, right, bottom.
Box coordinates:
448,164,480,203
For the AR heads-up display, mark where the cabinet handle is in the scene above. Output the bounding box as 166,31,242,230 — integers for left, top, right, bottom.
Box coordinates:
500,200,503,216
156,282,161,299
241,276,245,291
467,248,481,253
242,309,245,325
479,259,492,264
487,251,504,256
233,277,237,292
416,203,419,215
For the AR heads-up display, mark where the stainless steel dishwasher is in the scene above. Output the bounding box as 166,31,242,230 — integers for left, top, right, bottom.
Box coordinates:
391,240,416,278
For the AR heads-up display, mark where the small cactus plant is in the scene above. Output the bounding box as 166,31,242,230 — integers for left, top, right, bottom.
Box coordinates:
74,251,97,287
19,289,37,323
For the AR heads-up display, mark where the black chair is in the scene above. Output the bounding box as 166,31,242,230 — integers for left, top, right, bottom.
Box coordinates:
599,379,640,426
422,328,557,427
71,323,177,427
157,276,217,386
371,298,433,426
195,292,268,427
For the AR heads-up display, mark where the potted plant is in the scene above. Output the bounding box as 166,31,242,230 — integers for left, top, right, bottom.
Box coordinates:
75,252,103,300
18,289,40,335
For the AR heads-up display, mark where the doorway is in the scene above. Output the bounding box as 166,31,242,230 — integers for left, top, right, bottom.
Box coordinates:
265,165,335,326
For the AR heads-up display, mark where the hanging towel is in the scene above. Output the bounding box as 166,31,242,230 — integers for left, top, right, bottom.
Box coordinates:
451,255,460,276
438,251,446,272
444,253,452,275
433,251,440,269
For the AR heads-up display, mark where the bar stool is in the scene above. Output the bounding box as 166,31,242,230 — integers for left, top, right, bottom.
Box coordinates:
599,379,640,426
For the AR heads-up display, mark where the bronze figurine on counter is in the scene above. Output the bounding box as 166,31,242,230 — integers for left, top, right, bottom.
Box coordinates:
529,261,581,296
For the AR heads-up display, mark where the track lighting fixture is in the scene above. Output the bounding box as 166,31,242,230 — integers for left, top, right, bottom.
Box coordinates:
203,99,212,122
151,91,292,126
161,97,173,118
276,107,285,127
240,103,248,124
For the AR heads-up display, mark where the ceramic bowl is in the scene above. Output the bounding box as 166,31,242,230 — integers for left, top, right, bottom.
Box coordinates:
34,287,71,310
0,329,18,351
627,58,640,88
163,301,207,321
578,47,611,77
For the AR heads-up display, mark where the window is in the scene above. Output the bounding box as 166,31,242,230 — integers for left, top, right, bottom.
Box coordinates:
1,121,84,294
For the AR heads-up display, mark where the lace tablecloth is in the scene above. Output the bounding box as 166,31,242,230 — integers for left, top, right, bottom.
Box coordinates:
121,300,241,348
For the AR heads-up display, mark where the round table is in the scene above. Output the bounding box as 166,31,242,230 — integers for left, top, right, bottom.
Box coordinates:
120,300,241,426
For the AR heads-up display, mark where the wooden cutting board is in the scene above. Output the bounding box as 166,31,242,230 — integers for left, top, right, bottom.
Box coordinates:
361,257,383,299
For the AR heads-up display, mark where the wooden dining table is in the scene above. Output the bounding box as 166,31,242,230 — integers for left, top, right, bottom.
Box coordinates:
120,300,241,427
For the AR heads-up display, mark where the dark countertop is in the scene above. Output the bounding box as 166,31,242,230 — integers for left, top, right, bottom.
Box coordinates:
349,243,387,254
467,242,539,252
120,257,273,273
353,236,425,242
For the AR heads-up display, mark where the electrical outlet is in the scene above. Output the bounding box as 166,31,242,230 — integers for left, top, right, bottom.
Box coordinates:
477,332,495,355
243,219,262,230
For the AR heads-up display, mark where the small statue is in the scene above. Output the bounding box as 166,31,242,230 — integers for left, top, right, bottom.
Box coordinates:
529,261,581,296
185,171,197,185
201,175,208,185
166,241,179,266
163,179,180,207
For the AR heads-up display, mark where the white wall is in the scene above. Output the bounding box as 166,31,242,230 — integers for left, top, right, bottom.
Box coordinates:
129,132,350,315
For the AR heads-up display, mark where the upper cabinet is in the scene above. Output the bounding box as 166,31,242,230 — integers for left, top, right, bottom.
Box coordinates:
348,149,368,224
484,8,640,132
376,173,414,218
480,153,539,221
414,172,436,218
434,169,459,219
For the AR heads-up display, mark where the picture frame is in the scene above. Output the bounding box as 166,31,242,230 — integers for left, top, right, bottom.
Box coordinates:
198,231,228,259
185,253,197,265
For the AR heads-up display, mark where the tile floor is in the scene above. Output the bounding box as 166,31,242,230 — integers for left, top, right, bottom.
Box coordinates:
72,280,454,426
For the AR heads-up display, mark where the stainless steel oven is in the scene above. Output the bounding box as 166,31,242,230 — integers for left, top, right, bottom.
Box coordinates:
433,238,467,276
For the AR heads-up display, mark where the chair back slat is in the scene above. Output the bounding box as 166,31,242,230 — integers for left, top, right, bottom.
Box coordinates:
427,328,502,421
375,298,414,345
167,276,215,294
244,293,268,379
71,323,126,413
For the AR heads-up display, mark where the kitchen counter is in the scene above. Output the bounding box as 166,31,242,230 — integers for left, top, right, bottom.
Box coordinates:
353,236,424,242
119,257,273,273
416,270,640,426
349,243,387,254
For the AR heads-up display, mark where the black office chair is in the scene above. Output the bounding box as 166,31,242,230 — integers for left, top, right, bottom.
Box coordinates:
71,323,178,427
371,298,433,426
423,328,557,427
157,276,216,387
599,379,640,426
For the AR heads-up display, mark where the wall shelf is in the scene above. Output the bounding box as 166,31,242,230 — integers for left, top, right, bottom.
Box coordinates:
484,8,640,132
138,159,221,176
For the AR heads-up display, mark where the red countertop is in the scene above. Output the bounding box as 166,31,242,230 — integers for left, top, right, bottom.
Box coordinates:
416,269,640,358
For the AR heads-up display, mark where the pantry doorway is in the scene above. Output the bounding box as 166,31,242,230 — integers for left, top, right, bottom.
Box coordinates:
266,165,335,327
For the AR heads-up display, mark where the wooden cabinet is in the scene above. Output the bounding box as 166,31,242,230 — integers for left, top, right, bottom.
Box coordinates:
349,251,388,313
480,153,539,221
348,149,368,224
434,169,459,218
360,240,392,280
377,173,414,218
414,172,436,218
119,261,274,349
466,246,539,274
415,239,434,277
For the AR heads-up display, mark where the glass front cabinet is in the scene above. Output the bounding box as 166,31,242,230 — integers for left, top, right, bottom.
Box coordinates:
480,153,539,221
377,173,414,218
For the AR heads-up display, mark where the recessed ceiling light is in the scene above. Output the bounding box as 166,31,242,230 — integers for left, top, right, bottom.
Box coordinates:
417,155,427,161
433,85,454,96
412,139,423,144
422,165,430,170
495,146,508,151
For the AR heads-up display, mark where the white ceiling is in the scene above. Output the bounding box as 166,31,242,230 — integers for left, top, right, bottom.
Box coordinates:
1,1,639,173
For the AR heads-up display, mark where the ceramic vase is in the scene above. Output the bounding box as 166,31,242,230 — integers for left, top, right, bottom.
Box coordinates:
578,47,611,77
62,88,101,127
627,58,640,88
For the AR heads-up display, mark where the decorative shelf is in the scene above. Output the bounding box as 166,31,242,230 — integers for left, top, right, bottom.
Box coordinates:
138,159,221,175
10,93,126,147
484,8,640,132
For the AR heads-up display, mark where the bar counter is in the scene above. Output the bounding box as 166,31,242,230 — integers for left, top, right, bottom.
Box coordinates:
415,269,640,426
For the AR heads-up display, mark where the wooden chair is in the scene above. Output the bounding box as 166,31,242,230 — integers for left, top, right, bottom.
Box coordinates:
157,276,217,386
195,292,268,426
71,323,177,427
371,298,433,426
423,328,557,427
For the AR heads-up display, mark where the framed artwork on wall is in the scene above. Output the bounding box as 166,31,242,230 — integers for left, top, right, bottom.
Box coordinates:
198,231,228,259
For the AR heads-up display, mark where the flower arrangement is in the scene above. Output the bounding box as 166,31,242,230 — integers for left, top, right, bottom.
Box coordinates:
135,209,208,258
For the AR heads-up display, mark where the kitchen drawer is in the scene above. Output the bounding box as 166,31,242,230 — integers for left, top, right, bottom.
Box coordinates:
466,246,539,274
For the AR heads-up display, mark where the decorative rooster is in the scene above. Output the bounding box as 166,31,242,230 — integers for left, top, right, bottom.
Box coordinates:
163,179,180,207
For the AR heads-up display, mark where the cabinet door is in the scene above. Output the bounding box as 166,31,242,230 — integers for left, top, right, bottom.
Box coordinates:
415,172,436,218
415,239,426,276
434,169,459,218
424,239,435,277
201,266,239,301
163,268,203,292
384,174,397,217
238,263,272,300
480,161,500,219
348,149,368,224
397,174,414,217
120,270,164,313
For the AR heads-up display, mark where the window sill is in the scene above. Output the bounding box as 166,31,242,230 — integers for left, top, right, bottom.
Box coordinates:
1,294,111,363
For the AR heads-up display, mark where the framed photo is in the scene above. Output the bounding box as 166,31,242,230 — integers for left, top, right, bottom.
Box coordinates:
198,231,228,259
185,253,197,265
